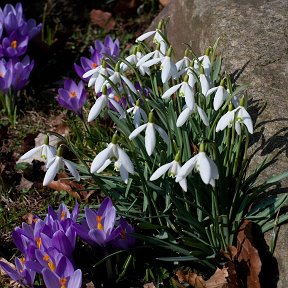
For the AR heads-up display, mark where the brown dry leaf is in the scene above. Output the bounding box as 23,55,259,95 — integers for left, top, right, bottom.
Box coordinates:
47,173,83,201
22,212,34,225
86,282,95,288
160,0,170,6
17,176,33,191
143,282,156,288
90,9,115,31
237,220,262,288
205,268,228,288
175,268,206,288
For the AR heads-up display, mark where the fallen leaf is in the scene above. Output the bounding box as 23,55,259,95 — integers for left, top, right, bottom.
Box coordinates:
22,213,34,225
205,268,228,288
17,176,33,191
86,282,95,288
143,282,156,288
90,9,116,31
174,268,206,288
236,220,262,288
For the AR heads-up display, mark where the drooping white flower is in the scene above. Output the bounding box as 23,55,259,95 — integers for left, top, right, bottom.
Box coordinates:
176,104,209,127
216,100,253,135
160,47,177,83
162,74,194,110
199,66,210,96
126,99,148,128
194,50,211,79
129,111,169,156
88,85,125,122
205,79,229,110
150,152,187,191
176,146,219,187
90,134,134,183
83,60,113,94
136,22,167,54
176,49,192,74
43,146,80,186
19,134,57,164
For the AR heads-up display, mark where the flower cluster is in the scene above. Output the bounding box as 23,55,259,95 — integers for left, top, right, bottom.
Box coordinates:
0,203,82,288
57,35,121,119
0,198,135,287
0,2,41,92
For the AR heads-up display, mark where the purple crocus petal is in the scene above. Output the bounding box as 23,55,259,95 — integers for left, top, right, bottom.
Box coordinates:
47,205,58,220
68,269,82,288
65,226,76,249
103,206,116,235
88,228,106,246
85,207,98,230
52,231,73,258
43,268,60,288
55,255,74,278
25,260,43,273
98,197,113,217
73,222,95,246
71,203,79,222
113,218,136,249
74,63,85,80
0,260,20,282
57,203,70,221
12,230,27,253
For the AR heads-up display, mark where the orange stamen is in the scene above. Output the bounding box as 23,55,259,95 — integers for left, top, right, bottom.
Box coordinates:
20,257,25,265
11,40,17,49
120,228,127,240
43,254,50,262
70,91,77,98
92,63,97,68
114,95,120,102
0,73,3,78
96,215,103,230
59,277,67,288
61,210,66,220
35,237,42,249
48,261,56,272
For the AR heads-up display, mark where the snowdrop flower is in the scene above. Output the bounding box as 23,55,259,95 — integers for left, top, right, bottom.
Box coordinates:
206,79,229,111
176,144,219,187
120,46,140,72
177,104,209,127
194,48,211,79
199,66,210,96
150,152,187,191
43,146,80,186
19,134,57,163
88,85,125,122
216,99,253,135
162,74,194,110
160,46,177,83
129,111,169,156
104,62,137,94
90,134,134,183
126,99,148,128
83,60,113,94
176,49,192,73
136,21,167,54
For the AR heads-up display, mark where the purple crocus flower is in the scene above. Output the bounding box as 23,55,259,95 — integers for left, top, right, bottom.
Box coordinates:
74,50,102,81
0,58,12,92
113,217,136,250
11,55,34,91
75,197,121,247
90,35,120,58
42,257,82,288
0,257,36,287
2,30,28,58
57,78,87,118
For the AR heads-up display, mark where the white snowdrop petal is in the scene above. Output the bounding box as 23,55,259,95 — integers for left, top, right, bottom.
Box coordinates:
206,87,218,97
136,30,156,42
200,74,210,96
213,86,225,111
145,123,156,156
216,111,235,132
88,95,107,122
184,83,194,110
150,162,173,181
239,107,254,134
154,125,169,145
64,159,80,181
197,106,209,126
109,99,125,118
83,67,99,78
198,153,212,185
43,157,61,186
162,83,182,99
177,155,198,179
136,51,155,67
119,165,129,184
117,147,134,173
235,121,242,135
95,73,106,94
133,107,141,128
141,57,162,68
19,146,43,160
177,107,193,127
179,178,187,192
46,146,57,162
90,146,112,173
120,75,137,93
97,159,112,173
129,124,147,140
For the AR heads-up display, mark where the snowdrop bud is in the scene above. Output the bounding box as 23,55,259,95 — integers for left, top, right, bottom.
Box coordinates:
199,143,205,153
57,146,63,157
111,133,118,144
102,85,107,95
135,99,141,106
157,19,164,29
240,97,245,107
167,46,173,57
205,47,210,56
183,74,189,83
228,102,234,111
220,78,225,87
174,151,181,162
101,59,107,68
148,111,154,123
184,48,189,57
44,134,49,145
115,61,121,72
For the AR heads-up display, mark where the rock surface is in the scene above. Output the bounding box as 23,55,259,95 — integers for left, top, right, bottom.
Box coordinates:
149,0,288,286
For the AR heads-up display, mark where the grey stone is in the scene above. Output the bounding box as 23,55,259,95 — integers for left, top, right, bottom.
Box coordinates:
149,0,288,286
